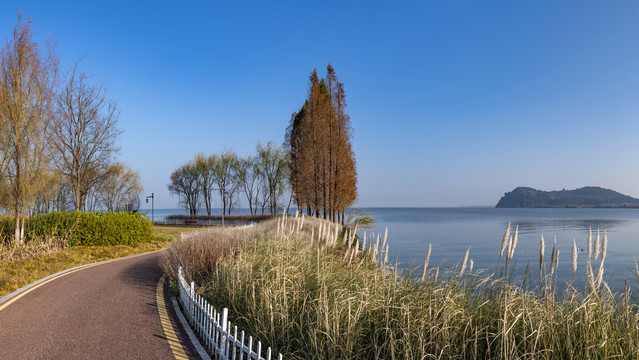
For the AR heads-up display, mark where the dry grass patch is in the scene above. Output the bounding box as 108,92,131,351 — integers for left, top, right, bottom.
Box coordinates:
161,223,268,284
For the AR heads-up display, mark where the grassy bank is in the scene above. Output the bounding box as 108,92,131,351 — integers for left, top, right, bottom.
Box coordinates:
163,216,639,359
0,225,197,297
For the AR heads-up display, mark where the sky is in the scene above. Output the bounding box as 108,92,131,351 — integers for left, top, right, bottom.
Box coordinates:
1,1,639,210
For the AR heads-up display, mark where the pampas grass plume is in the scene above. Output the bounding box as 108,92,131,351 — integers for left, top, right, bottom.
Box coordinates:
422,243,432,282
596,230,608,288
540,234,545,280
594,228,600,264
550,237,556,277
500,222,511,261
601,229,608,262
587,227,596,292
572,238,577,279
460,247,470,276
508,225,519,261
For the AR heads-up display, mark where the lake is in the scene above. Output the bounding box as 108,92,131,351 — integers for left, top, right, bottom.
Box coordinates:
364,207,639,292
144,207,639,291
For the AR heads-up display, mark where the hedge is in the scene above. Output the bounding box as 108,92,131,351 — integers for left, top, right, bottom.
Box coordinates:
0,211,153,247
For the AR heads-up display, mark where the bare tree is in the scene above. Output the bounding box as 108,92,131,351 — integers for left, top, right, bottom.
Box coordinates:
257,176,270,214
195,153,216,216
168,161,200,216
255,141,288,214
51,62,121,211
0,14,58,243
236,156,260,215
33,170,62,214
98,162,143,212
52,181,72,212
213,151,239,216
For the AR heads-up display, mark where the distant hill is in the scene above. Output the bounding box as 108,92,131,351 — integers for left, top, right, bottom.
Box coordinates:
496,186,639,208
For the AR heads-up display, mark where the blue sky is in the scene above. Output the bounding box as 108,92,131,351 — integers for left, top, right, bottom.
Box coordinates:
2,1,639,209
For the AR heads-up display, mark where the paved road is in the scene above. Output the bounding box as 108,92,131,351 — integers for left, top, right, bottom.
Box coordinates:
0,251,198,359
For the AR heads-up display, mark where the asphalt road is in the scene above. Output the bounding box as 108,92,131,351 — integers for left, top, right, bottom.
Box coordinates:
0,251,199,359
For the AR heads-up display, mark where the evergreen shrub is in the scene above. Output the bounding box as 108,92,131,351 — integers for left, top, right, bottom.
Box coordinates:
0,211,153,246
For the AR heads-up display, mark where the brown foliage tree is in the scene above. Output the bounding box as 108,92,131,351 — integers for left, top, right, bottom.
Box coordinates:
286,64,357,223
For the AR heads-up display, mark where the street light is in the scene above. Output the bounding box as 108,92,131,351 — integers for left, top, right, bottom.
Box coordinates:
146,193,154,223
222,190,226,227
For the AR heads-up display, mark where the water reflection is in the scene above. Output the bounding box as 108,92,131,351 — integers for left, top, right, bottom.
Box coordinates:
364,207,639,292
503,219,630,234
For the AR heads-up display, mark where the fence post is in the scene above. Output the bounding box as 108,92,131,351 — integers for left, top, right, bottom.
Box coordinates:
221,308,228,356
178,268,181,289
175,266,282,359
190,281,195,319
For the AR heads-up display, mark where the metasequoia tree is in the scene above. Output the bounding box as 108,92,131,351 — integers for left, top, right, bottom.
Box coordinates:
0,15,58,243
286,64,357,223
98,162,143,212
51,63,121,211
168,161,201,216
326,65,357,223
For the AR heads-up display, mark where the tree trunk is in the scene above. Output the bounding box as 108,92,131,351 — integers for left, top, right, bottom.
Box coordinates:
14,212,21,245
20,207,25,242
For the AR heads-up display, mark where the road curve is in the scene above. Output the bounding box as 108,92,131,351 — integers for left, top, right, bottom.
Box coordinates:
0,251,199,360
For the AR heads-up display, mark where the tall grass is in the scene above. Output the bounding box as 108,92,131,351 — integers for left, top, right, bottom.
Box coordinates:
163,215,639,359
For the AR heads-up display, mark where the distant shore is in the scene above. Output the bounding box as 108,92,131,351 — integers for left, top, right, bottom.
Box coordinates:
496,186,639,208
166,214,276,222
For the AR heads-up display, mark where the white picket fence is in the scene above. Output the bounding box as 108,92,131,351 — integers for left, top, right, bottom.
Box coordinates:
177,267,282,360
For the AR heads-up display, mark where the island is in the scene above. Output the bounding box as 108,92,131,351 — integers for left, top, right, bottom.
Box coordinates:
496,186,639,208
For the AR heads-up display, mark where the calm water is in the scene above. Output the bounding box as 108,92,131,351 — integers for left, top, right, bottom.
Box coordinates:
143,207,639,291
364,207,639,291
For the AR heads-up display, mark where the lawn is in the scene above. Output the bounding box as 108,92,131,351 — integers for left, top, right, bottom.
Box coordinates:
0,225,199,297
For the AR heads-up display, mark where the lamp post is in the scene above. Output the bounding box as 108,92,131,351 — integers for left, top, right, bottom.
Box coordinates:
221,190,226,227
146,193,154,223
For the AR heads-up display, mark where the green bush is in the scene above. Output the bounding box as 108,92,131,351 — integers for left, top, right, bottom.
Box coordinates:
69,212,153,246
0,211,153,247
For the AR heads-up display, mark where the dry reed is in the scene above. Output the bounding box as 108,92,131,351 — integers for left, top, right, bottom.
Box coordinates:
572,238,577,281
162,216,639,360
